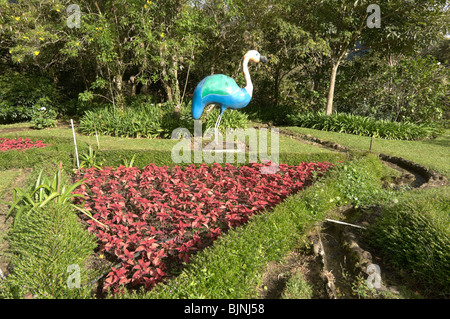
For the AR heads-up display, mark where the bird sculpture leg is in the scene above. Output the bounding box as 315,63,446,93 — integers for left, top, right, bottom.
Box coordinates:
214,111,223,143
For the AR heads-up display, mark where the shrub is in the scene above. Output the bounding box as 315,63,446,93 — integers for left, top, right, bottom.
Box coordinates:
0,71,59,124
30,97,58,129
205,108,249,133
287,112,442,140
368,187,450,295
79,97,250,139
79,103,165,139
0,202,97,299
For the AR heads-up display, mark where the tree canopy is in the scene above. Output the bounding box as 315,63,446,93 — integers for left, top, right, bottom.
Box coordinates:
0,0,448,122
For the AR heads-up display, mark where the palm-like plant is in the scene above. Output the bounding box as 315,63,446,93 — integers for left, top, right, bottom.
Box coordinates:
79,145,104,169
2,162,107,230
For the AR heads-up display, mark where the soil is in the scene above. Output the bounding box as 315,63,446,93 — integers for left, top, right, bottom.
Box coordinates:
257,209,417,299
0,168,33,277
258,250,328,299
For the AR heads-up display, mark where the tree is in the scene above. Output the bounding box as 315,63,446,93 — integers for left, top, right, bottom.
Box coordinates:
299,0,448,115
144,0,211,115
0,0,212,114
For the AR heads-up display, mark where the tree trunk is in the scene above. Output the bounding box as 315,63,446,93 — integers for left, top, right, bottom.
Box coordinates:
273,66,280,107
326,62,340,115
172,57,182,117
114,73,125,111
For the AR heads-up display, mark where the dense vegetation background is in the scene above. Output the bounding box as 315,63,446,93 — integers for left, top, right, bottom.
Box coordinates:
0,0,448,131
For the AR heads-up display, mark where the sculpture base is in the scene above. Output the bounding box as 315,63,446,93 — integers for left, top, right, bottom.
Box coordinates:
193,140,247,153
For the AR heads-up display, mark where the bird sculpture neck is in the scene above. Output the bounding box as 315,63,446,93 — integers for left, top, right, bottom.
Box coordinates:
241,55,253,98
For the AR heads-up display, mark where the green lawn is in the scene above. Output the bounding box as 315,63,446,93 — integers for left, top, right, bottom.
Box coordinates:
0,122,336,153
0,122,336,161
0,124,177,151
282,126,450,177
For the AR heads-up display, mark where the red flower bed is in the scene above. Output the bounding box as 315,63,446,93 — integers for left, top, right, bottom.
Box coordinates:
73,161,333,293
0,137,47,152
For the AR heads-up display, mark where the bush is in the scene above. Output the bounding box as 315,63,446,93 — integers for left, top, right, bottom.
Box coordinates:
335,54,449,123
80,103,165,139
80,97,250,139
287,112,442,140
0,71,59,124
30,97,58,129
368,187,450,296
205,108,249,133
0,202,97,299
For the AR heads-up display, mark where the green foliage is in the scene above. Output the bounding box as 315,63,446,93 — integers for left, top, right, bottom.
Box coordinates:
79,145,104,170
80,97,250,139
0,202,97,299
330,155,398,207
1,0,448,119
2,165,103,231
205,108,249,133
0,137,85,171
30,97,57,129
287,112,442,140
281,271,314,299
79,102,165,139
283,126,450,178
0,71,58,124
336,54,449,123
368,187,450,295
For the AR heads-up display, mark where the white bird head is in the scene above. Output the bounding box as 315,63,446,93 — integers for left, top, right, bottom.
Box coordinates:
245,50,268,64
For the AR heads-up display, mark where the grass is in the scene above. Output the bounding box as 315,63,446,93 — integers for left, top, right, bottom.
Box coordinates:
0,120,448,299
282,126,450,177
367,186,450,297
286,112,442,140
0,169,23,198
0,122,342,170
0,202,98,298
0,124,177,152
281,271,314,299
0,122,336,153
0,121,345,299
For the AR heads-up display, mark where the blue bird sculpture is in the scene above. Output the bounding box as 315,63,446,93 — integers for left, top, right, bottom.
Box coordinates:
192,50,268,140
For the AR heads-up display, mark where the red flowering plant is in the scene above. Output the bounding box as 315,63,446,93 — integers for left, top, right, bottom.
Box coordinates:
0,137,47,152
73,161,333,294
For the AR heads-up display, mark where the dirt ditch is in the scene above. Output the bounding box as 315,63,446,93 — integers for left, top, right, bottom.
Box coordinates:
278,128,447,189
258,205,418,299
257,130,448,299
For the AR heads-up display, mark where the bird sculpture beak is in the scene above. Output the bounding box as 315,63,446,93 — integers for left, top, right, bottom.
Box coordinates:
260,55,268,63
